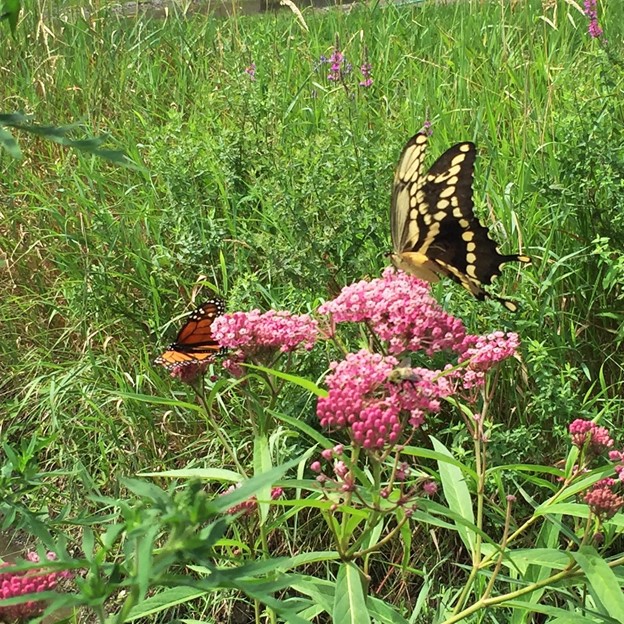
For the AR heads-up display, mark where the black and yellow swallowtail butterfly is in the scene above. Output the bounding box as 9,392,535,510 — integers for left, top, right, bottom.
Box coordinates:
390,132,530,312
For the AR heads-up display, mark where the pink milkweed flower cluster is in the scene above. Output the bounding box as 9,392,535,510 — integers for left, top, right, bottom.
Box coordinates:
0,552,72,622
319,268,467,357
316,269,522,449
317,349,453,449
168,361,211,384
570,419,614,457
584,478,624,520
568,420,624,520
212,309,318,372
583,0,604,39
310,446,356,492
458,331,521,389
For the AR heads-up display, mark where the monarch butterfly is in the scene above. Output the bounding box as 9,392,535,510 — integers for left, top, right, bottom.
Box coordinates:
390,132,530,311
155,297,227,369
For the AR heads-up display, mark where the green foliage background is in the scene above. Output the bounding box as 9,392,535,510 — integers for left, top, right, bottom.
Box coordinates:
1,0,623,475
0,0,623,617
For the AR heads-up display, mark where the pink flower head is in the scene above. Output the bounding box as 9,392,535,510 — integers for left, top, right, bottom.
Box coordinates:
422,480,438,496
396,462,410,481
608,450,624,482
318,268,467,357
244,62,256,80
316,349,453,450
584,478,624,520
327,49,349,81
321,448,334,460
212,309,318,365
168,361,210,384
569,419,614,457
457,331,520,388
583,0,604,39
334,460,349,479
0,552,71,622
359,62,373,88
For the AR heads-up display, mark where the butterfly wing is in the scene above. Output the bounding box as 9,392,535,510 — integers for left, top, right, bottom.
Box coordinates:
390,132,529,311
155,298,226,369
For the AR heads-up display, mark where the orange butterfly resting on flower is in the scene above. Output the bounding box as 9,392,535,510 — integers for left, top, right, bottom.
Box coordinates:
155,297,227,369
390,132,530,311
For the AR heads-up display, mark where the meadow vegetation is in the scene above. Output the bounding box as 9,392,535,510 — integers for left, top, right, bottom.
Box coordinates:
1,0,623,621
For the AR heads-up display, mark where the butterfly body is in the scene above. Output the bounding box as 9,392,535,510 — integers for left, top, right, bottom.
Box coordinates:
390,132,529,311
155,297,226,369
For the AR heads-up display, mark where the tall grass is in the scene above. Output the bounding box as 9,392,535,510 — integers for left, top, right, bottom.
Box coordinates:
1,0,623,620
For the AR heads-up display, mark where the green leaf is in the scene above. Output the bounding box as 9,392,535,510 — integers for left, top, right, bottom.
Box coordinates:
0,113,137,167
573,546,624,621
367,595,409,624
333,562,371,624
506,600,612,623
0,0,20,34
402,445,478,482
431,436,475,552
243,362,328,397
0,125,20,157
273,410,335,450
136,525,159,600
140,468,242,481
407,577,431,624
501,547,573,574
254,433,273,523
291,575,335,613
128,587,209,619
213,455,302,514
